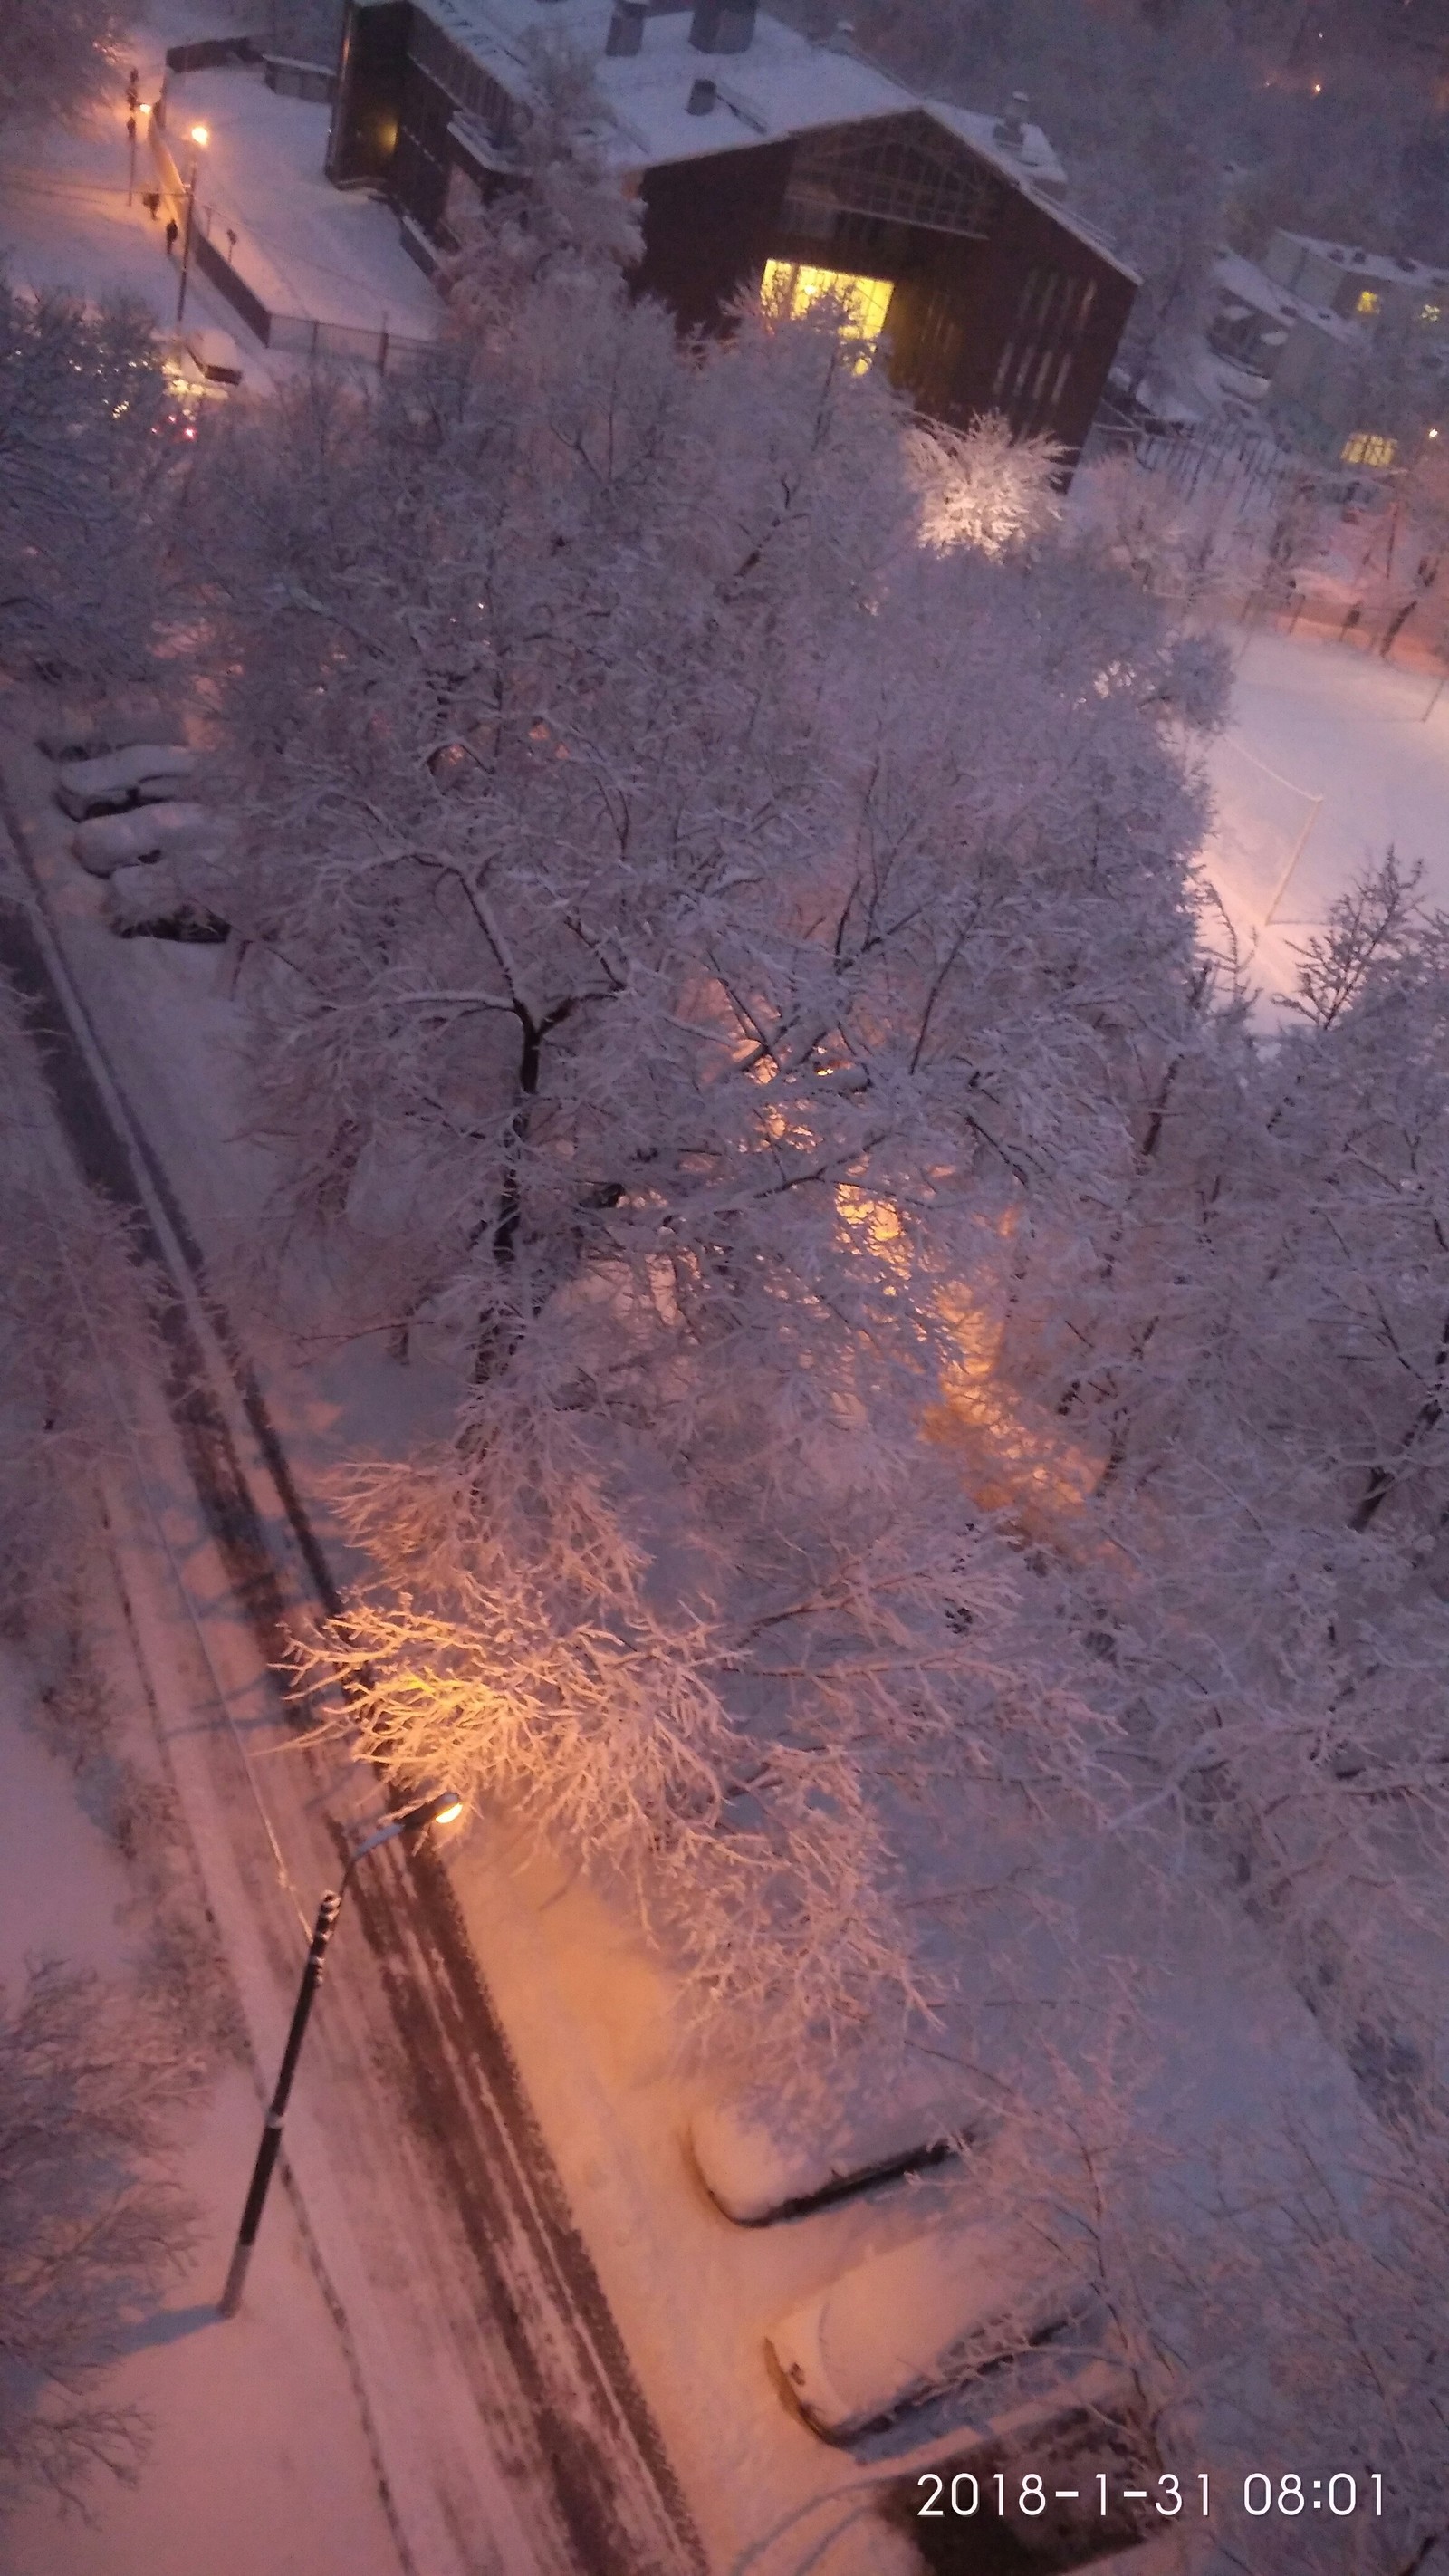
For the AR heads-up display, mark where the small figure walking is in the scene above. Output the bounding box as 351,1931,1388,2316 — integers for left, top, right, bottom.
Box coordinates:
141,189,160,220
165,216,178,255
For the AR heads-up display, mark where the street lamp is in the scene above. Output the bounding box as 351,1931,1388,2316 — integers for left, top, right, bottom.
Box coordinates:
175,123,209,335
219,1788,464,2319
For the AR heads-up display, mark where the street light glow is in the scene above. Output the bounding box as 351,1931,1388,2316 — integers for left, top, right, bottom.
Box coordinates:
429,1793,465,1826
189,123,209,147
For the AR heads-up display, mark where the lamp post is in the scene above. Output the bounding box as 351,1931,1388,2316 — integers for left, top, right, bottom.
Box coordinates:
219,1788,463,2320
175,122,209,335
125,67,140,206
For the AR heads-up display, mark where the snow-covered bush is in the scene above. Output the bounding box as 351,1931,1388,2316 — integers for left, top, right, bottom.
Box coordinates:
0,1961,198,2521
909,413,1062,558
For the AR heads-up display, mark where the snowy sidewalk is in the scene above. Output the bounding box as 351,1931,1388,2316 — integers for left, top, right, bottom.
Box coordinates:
0,1634,405,2576
151,62,438,342
0,2,438,370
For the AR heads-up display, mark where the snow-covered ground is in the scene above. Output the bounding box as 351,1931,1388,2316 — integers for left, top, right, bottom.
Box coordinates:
6,57,1448,2562
0,1626,403,2576
0,685,1415,2576
153,61,439,340
0,0,437,369
1203,625,1449,1003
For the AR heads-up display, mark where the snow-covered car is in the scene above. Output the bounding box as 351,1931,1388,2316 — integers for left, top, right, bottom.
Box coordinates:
72,802,222,876
55,743,197,819
36,696,175,762
104,860,228,944
183,326,243,388
691,2064,979,2225
766,2221,1088,2440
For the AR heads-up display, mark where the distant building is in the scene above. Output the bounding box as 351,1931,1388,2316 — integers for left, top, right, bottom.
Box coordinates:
1208,228,1449,464
326,0,1137,468
1262,229,1449,332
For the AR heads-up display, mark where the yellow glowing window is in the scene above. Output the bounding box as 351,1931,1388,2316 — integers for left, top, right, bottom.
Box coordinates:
762,259,894,344
1341,432,1397,466
1355,288,1380,314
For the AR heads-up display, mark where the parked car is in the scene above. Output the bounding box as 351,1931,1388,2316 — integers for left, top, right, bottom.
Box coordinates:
55,743,197,819
766,2220,1088,2441
183,326,243,387
72,802,220,876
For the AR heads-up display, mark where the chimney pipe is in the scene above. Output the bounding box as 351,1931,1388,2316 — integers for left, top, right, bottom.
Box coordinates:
686,74,717,111
689,0,757,53
993,89,1029,147
605,0,646,52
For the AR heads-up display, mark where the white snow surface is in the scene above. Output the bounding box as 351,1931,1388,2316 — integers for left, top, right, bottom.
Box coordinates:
73,801,222,874
1202,626,1449,1007
0,0,437,367
690,2061,978,2224
0,637,1425,2574
766,2219,1085,2439
155,60,440,339
0,1645,404,2576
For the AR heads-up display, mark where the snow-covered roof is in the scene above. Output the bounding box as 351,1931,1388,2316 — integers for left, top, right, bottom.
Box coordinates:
1212,248,1356,343
923,105,1133,273
409,0,1137,278
422,0,912,166
1274,230,1449,293
922,100,1065,200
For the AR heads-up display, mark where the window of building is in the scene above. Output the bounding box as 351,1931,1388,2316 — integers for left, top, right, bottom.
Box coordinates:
1423,302,1443,324
1341,432,1397,466
781,118,999,244
762,260,895,350
1355,288,1381,314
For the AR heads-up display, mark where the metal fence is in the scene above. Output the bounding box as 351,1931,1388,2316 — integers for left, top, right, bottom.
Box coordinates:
148,124,434,376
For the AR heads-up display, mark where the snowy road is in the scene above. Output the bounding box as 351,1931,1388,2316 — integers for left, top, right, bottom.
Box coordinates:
0,779,705,2576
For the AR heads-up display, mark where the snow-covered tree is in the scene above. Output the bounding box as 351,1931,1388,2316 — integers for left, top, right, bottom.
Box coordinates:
0,975,163,1639
436,37,642,332
188,264,1222,2039
0,0,130,131
909,413,1063,557
0,275,179,685
968,852,1449,2127
0,1961,197,2520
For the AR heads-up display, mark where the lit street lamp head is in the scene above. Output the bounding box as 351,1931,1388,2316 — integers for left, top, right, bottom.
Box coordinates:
413,1790,465,1830
344,1789,465,1871
189,123,209,148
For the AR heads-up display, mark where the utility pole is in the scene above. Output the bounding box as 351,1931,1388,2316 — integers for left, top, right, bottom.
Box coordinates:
218,1789,462,2320
175,125,208,334
125,67,139,206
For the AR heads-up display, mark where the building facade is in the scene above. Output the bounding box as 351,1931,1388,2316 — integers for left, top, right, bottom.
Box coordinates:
326,0,1137,466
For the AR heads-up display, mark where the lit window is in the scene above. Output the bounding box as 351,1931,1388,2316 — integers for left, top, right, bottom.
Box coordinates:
1341,432,1397,466
1355,288,1380,315
761,258,894,348
1422,303,1442,324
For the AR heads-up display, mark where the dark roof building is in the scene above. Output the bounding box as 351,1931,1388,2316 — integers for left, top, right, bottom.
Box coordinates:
327,0,1137,467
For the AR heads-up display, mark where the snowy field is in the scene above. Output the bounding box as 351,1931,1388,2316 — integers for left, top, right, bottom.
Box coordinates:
1203,626,1449,1004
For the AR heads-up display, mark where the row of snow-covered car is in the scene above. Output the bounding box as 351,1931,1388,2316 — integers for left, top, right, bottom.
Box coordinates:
40,698,231,942
687,2070,1159,2565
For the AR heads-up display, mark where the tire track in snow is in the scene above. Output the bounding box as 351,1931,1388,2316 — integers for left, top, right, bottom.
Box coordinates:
0,791,706,2576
